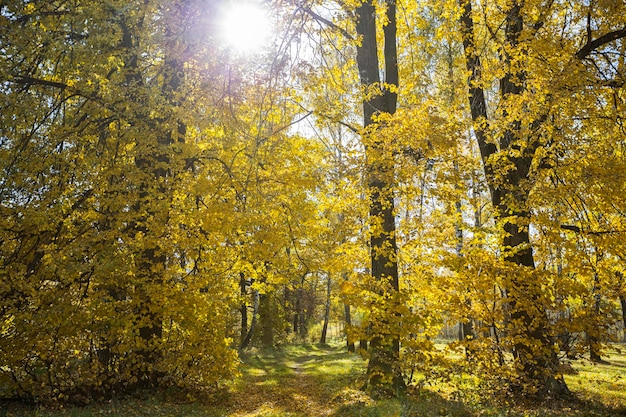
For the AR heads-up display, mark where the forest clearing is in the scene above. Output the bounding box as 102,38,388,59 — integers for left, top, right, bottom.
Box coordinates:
4,341,626,416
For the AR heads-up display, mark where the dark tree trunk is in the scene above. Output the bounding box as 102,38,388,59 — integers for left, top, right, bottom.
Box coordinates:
589,268,604,362
359,338,368,352
619,294,626,341
458,0,568,398
240,273,248,346
293,288,300,335
240,289,259,351
459,316,474,342
259,292,274,347
118,10,188,385
320,274,332,344
344,304,356,352
354,0,404,398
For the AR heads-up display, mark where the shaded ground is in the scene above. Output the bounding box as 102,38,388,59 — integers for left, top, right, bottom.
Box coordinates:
4,343,626,416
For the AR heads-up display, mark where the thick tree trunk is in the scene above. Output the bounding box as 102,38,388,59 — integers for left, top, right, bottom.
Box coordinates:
354,0,404,398
458,0,568,398
119,12,188,386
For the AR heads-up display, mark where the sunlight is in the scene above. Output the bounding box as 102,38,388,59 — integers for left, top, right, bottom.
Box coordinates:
219,1,272,53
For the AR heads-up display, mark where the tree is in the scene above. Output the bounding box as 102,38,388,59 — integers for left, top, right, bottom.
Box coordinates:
457,0,626,397
351,0,405,397
0,0,239,400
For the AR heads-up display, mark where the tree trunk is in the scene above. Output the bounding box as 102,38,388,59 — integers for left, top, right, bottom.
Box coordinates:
589,267,604,362
458,0,568,398
454,162,474,353
259,292,274,347
240,289,259,351
320,274,332,344
359,338,368,352
293,288,300,335
620,295,626,343
343,272,356,352
354,0,404,398
118,11,188,386
344,304,356,352
240,273,248,346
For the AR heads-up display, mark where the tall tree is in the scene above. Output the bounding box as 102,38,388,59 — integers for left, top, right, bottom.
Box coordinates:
353,0,404,397
457,0,569,397
458,0,626,397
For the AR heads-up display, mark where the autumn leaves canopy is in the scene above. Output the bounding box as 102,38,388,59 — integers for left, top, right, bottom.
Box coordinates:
1,0,625,404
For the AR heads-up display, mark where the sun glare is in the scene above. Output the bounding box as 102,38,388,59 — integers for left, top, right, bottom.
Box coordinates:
220,2,272,53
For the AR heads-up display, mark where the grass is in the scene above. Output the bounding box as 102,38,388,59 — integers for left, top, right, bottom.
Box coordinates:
3,342,626,416
564,349,626,411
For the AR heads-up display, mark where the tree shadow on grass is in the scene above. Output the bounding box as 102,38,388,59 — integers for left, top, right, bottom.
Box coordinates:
562,396,626,417
329,389,472,417
231,345,475,417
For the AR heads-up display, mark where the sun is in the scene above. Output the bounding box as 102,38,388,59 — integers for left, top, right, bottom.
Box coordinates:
219,1,272,53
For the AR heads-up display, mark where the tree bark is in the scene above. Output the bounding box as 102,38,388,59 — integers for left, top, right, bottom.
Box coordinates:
320,274,332,344
458,0,568,398
118,10,186,386
259,292,274,347
240,273,248,346
354,0,404,398
344,304,356,352
588,266,604,362
293,287,300,335
342,272,356,352
619,294,626,340
240,289,259,351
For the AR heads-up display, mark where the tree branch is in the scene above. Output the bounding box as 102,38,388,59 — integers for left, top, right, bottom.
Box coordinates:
16,10,71,24
560,224,625,235
298,5,354,40
270,111,313,136
11,75,69,90
576,28,626,59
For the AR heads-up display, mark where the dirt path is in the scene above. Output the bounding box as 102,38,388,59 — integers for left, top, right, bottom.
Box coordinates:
226,345,365,417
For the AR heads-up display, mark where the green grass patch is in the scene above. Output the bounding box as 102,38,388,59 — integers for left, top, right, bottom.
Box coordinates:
564,348,626,411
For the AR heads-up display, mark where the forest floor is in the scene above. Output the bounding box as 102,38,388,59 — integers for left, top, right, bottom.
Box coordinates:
4,342,626,416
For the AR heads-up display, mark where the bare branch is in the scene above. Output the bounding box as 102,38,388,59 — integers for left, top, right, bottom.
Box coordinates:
270,111,313,136
560,224,626,235
297,5,354,41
